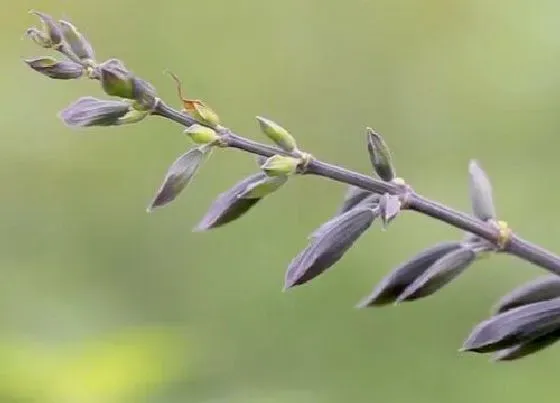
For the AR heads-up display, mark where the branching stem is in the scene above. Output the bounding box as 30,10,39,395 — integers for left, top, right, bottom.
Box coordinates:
153,101,560,276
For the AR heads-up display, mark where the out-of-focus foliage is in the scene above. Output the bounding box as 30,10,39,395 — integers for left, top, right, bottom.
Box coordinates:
0,328,186,403
4,0,560,402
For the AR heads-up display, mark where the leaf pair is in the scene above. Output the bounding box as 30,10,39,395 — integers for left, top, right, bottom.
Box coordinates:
461,276,560,360
358,241,486,307
149,150,289,231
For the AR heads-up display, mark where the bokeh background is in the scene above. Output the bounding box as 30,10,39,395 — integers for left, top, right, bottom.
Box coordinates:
3,0,560,402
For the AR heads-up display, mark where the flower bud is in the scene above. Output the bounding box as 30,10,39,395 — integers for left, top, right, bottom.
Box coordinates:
58,97,131,127
184,124,220,145
256,116,297,152
166,71,219,126
59,20,95,61
99,59,135,99
30,10,63,47
261,155,300,176
25,57,84,79
366,127,395,182
183,99,220,127
25,27,51,48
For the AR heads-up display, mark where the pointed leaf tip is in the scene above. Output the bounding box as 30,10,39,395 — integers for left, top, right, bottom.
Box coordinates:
357,241,462,308
493,275,560,314
395,245,476,303
492,328,560,361
462,297,560,353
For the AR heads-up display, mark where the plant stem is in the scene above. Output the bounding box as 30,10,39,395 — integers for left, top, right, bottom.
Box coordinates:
155,101,560,275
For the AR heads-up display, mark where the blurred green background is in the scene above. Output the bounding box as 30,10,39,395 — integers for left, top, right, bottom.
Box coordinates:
3,0,560,402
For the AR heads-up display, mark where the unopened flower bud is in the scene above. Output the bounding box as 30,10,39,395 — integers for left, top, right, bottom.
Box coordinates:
184,124,220,145
256,116,297,152
59,20,95,61
183,99,220,127
261,155,300,176
25,27,51,48
58,97,131,127
99,59,135,99
30,10,63,47
25,57,83,79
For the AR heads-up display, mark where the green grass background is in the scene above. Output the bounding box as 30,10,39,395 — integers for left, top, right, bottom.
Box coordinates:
2,0,560,402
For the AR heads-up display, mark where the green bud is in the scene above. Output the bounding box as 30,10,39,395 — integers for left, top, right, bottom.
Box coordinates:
239,175,288,199
59,20,95,61
184,124,220,145
261,155,300,176
366,127,396,182
183,99,220,127
30,10,63,47
256,116,297,152
99,59,135,99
